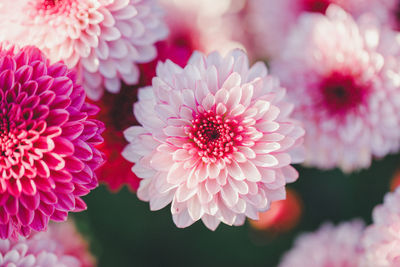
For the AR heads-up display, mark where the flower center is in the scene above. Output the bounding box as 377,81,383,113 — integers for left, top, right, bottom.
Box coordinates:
188,110,239,160
0,115,9,157
319,72,370,117
302,0,331,13
44,0,59,6
0,114,21,163
32,0,72,15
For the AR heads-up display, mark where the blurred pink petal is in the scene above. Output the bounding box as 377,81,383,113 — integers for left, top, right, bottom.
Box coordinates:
361,188,400,266
0,221,95,267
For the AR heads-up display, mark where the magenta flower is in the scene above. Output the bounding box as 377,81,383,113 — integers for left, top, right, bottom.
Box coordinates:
0,0,168,100
271,5,400,172
0,221,95,266
279,220,365,267
0,44,104,239
123,49,304,230
361,188,400,266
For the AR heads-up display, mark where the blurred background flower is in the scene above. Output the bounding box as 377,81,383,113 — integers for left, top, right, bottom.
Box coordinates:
279,220,365,267
271,5,400,172
0,220,95,266
360,188,400,266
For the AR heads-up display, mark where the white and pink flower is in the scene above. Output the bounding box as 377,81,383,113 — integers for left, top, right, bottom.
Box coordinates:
0,0,168,100
0,221,95,267
271,5,400,172
360,188,400,266
123,49,304,230
279,220,365,267
246,0,371,59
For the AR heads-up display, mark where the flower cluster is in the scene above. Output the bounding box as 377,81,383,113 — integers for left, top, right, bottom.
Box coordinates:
2,0,400,266
271,5,400,172
0,0,168,100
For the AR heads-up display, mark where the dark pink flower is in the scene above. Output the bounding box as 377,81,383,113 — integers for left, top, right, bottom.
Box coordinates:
0,44,104,239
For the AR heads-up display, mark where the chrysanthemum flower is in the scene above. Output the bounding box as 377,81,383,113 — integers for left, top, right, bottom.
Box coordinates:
0,221,95,267
123,49,304,230
38,220,96,267
279,220,365,267
246,0,370,59
0,0,168,100
360,188,400,266
0,44,104,239
158,0,244,56
271,5,400,172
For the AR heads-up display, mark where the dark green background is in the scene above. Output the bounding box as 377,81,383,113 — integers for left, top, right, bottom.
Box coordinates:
73,154,400,267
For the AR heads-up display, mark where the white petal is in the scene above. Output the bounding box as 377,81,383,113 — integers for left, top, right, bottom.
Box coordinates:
205,179,221,195
123,126,147,142
150,191,174,211
227,161,245,180
166,163,187,184
173,209,195,228
222,72,241,89
252,154,279,167
257,121,280,132
207,163,220,179
239,161,261,182
221,182,239,207
201,214,220,231
163,126,186,137
206,66,219,94
188,196,204,221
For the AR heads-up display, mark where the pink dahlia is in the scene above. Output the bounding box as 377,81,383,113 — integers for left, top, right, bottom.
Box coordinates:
360,188,400,266
271,5,400,172
0,0,168,100
0,221,95,266
0,44,104,239
122,49,304,230
279,220,365,267
246,0,370,59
